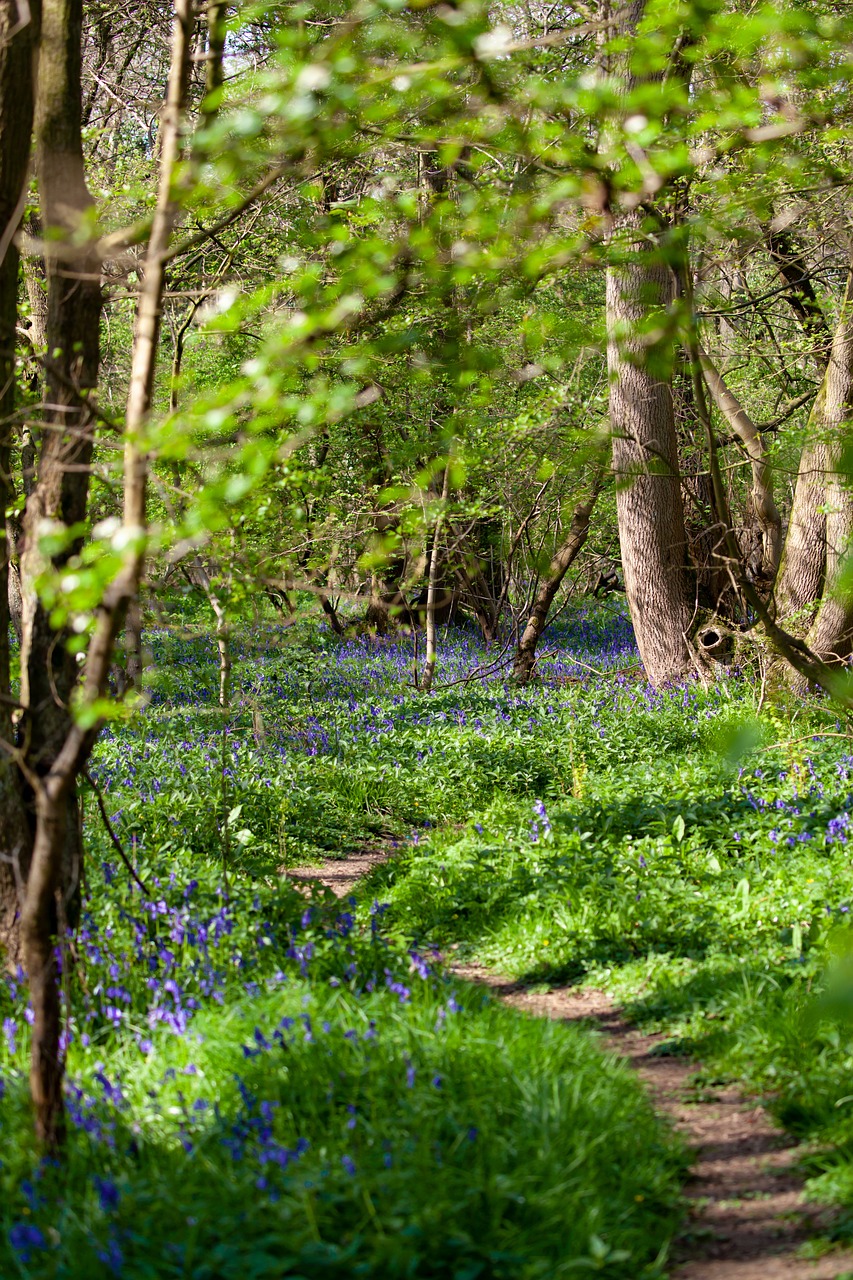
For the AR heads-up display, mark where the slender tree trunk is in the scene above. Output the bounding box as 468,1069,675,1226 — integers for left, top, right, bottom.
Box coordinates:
19,0,193,1144
514,470,605,683
212,592,231,707
203,1,227,121
420,460,450,693
0,0,41,966
124,595,144,690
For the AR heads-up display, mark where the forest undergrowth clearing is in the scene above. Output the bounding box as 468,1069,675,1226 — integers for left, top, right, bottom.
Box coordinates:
7,607,853,1276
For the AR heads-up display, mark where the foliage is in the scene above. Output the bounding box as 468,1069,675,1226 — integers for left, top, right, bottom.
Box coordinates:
0,606,690,1277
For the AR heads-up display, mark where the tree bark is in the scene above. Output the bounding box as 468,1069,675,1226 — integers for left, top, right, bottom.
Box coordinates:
420,459,451,693
605,0,692,686
775,436,827,624
0,0,41,967
770,221,833,626
608,237,693,683
514,470,605,683
15,0,103,1144
18,0,193,1144
806,266,853,664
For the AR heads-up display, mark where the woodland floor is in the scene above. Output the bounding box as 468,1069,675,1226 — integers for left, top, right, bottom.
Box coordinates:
292,845,853,1280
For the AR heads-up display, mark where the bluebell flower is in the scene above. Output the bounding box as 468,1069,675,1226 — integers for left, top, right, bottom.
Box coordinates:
10,1223,46,1261
3,1017,17,1055
94,1176,120,1213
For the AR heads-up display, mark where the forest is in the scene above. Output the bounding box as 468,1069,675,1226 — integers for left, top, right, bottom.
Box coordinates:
4,0,853,1275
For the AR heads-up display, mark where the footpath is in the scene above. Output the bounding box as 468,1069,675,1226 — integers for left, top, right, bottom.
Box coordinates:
287,850,853,1280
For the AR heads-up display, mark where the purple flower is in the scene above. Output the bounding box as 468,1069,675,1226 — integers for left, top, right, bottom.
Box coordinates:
94,1176,120,1213
3,1017,17,1055
9,1223,46,1261
828,813,850,844
341,1155,356,1176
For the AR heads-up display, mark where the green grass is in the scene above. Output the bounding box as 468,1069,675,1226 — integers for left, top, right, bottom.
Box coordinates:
0,609,691,1278
7,603,853,1273
1,969,685,1278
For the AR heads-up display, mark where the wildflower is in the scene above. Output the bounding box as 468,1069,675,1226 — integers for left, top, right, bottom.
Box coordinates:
94,1176,120,1213
827,814,850,844
9,1223,46,1262
3,1017,16,1055
533,799,552,838
341,1155,356,1176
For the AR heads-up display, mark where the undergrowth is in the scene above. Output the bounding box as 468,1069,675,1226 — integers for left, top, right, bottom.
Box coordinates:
0,603,686,1278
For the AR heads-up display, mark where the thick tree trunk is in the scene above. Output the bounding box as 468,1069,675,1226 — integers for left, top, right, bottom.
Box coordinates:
775,437,827,624
608,233,693,684
18,0,194,1144
514,471,604,683
16,0,102,1142
0,0,41,966
605,0,692,686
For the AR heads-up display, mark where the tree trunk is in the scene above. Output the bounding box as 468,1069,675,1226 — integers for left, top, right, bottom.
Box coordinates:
608,236,692,684
125,595,144,690
18,0,194,1144
514,470,604,683
770,221,833,626
605,0,692,686
774,436,827,625
420,460,450,693
15,0,102,1142
0,0,41,966
806,266,853,664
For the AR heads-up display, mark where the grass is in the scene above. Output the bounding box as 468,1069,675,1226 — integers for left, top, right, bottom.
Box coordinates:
0,602,687,1278
6,597,853,1272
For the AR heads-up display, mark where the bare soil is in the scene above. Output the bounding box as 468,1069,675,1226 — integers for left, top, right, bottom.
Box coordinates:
288,848,853,1278
283,845,397,899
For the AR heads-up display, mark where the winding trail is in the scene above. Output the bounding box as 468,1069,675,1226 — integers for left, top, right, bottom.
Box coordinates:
286,849,853,1280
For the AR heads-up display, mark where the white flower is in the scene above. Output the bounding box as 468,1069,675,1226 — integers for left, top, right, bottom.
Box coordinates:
473,25,514,59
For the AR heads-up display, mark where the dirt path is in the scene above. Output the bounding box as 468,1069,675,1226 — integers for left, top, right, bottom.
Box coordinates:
283,845,397,899
289,849,853,1279
454,966,853,1280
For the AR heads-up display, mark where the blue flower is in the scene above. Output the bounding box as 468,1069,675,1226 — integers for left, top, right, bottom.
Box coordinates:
9,1223,46,1261
3,1017,16,1055
94,1175,120,1213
